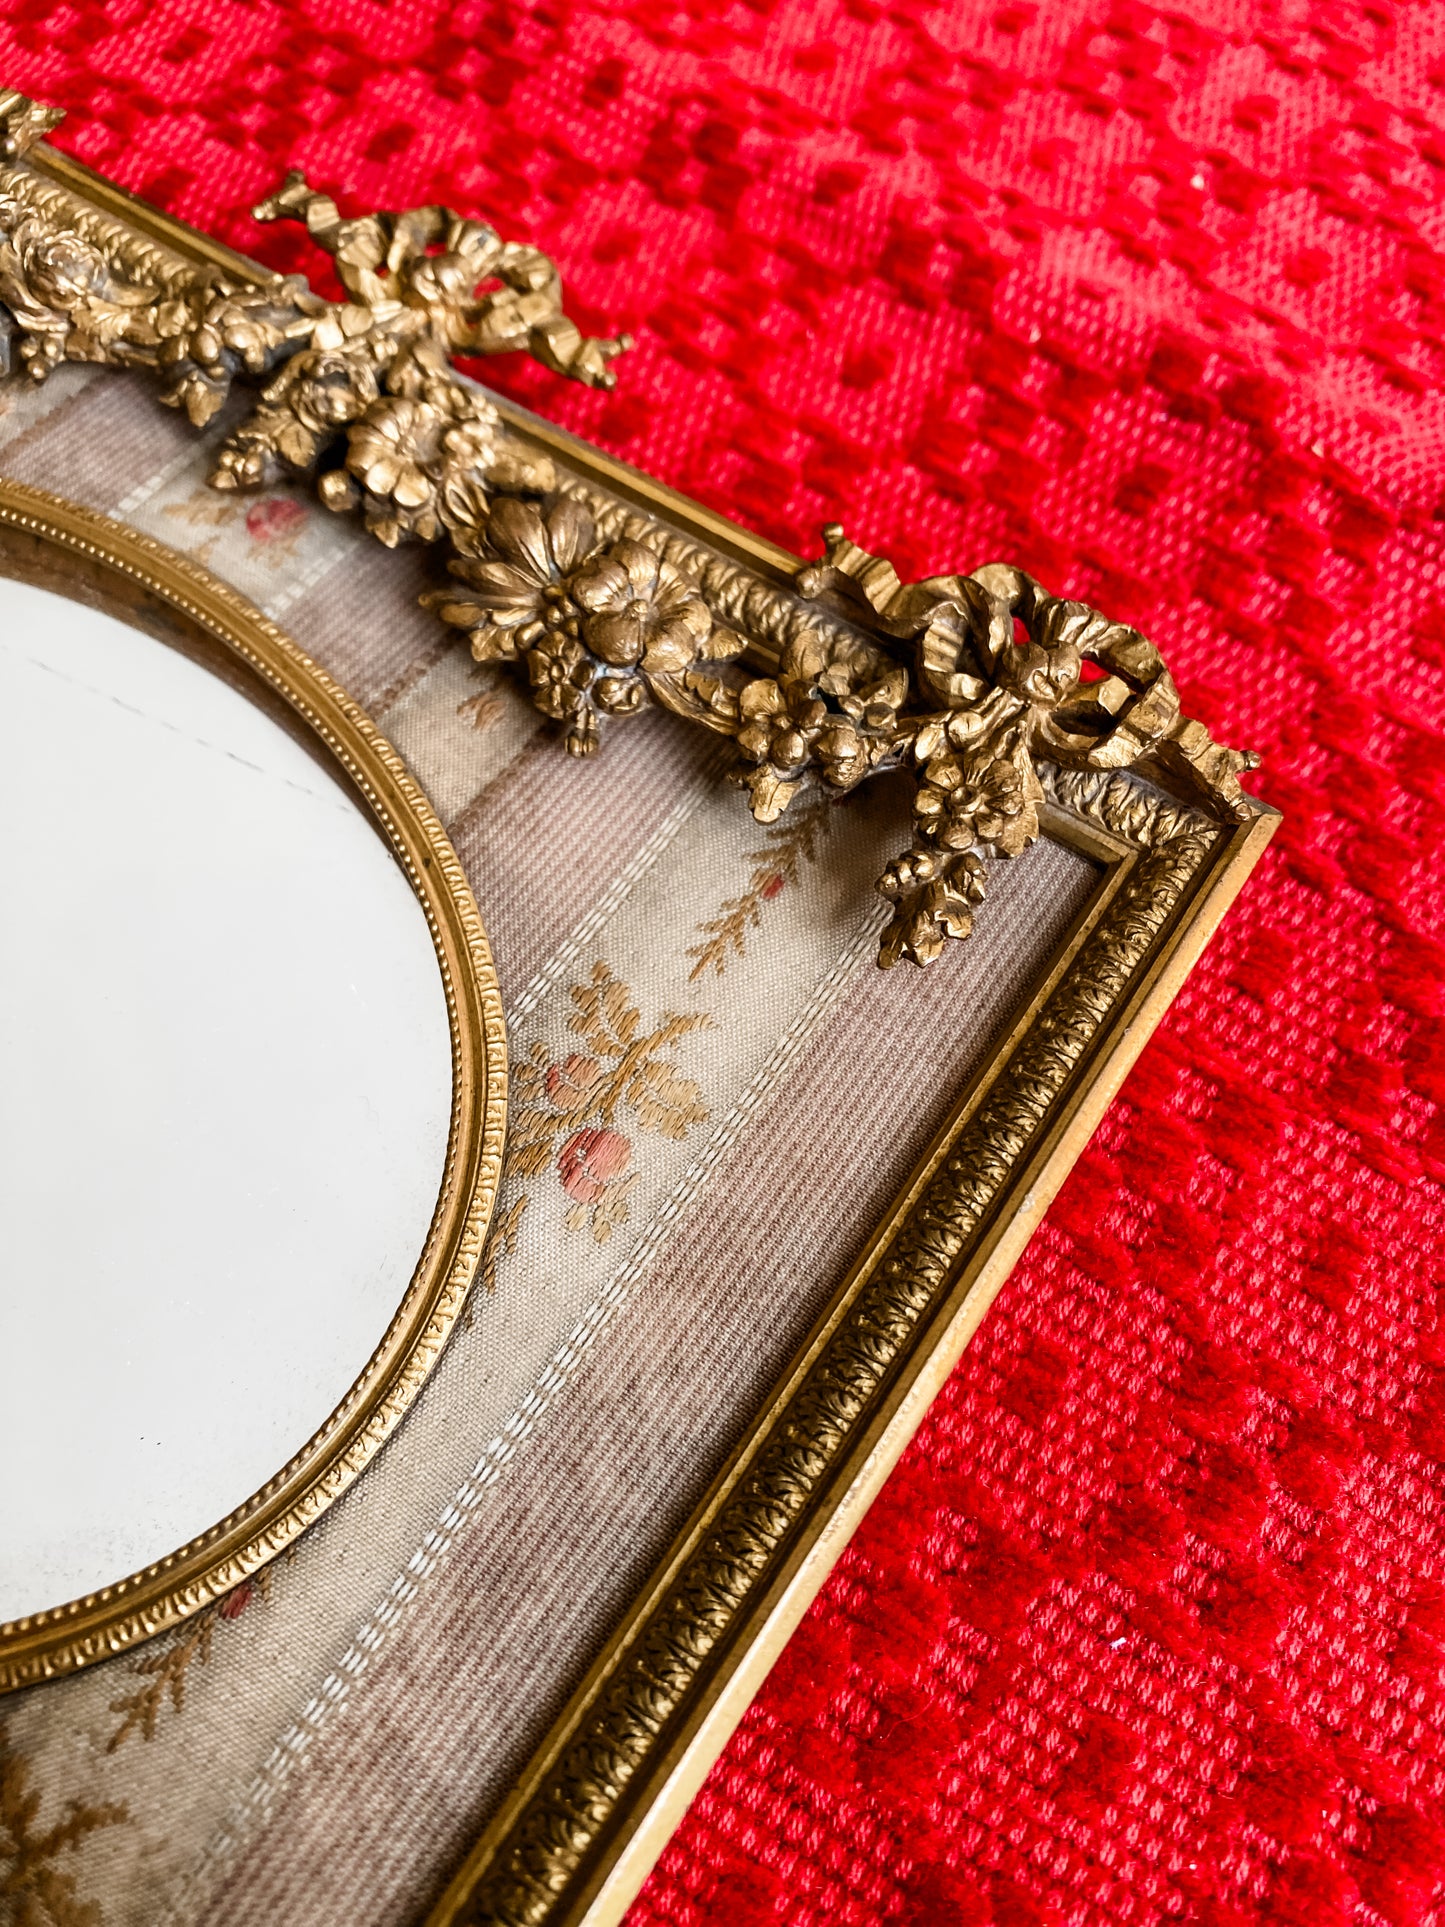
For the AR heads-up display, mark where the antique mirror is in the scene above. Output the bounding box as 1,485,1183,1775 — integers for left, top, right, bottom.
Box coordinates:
0,483,505,1679
0,91,1278,1927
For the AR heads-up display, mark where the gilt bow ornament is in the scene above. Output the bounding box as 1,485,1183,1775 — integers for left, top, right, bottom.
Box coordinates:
0,89,1259,970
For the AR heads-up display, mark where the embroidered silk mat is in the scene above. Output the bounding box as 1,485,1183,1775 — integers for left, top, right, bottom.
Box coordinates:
1,4,1442,1925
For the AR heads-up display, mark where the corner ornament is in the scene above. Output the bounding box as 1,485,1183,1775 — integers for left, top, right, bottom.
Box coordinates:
0,89,1259,970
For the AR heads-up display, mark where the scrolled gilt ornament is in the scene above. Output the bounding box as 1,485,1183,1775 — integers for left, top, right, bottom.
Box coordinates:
794,525,1259,967
0,89,1262,976
0,89,63,160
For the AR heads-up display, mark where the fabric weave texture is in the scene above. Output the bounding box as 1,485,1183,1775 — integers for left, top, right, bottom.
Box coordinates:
2,2,1442,1923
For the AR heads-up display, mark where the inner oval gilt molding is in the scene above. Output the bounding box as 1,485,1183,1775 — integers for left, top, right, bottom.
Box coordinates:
0,476,508,1692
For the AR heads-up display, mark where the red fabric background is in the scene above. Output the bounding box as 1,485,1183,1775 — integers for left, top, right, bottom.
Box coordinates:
4,2,1443,1921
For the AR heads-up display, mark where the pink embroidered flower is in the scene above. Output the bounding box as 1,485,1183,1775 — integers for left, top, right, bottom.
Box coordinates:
245,496,308,544
220,1580,254,1620
557,1127,631,1204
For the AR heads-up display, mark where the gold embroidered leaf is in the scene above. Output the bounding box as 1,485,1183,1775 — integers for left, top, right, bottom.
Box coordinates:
600,970,639,1048
507,1046,568,1176
104,1564,275,1754
630,1057,708,1140
507,1114,564,1177
586,1173,636,1243
479,1193,527,1295
544,1053,601,1117
687,794,830,981
569,961,640,1057
106,1611,217,1753
644,1010,710,1055
0,1724,127,1927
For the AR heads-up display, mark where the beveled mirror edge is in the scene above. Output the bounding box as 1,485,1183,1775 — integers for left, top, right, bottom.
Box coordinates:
0,478,507,1693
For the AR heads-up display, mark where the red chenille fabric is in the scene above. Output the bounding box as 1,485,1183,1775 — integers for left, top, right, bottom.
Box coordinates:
2,2,1443,1922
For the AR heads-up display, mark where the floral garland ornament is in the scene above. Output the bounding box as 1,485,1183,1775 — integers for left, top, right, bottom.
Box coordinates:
732,630,910,822
432,509,1256,965
0,91,1261,972
795,530,1259,965
427,497,744,756
0,98,624,517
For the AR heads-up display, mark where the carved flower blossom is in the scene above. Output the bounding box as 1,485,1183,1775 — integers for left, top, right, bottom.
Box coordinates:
432,495,597,656
735,679,828,822
526,631,601,752
734,633,909,823
340,396,437,514
428,496,617,751
25,230,114,314
428,503,737,753
569,540,720,674
913,723,1042,860
157,281,325,431
1,223,139,377
290,348,380,434
166,289,288,380
315,373,546,545
211,346,382,488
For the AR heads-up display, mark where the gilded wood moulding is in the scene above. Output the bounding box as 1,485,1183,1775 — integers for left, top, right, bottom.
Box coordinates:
0,87,1259,973
0,90,1280,1927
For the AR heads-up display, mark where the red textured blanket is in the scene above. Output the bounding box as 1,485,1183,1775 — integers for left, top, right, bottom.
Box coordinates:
4,3,1442,1921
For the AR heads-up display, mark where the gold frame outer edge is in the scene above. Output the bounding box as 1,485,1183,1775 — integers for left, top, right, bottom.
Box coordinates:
431,786,1277,1927
0,477,508,1693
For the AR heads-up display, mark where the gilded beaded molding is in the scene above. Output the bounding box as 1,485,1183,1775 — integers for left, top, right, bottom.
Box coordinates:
0,90,1259,972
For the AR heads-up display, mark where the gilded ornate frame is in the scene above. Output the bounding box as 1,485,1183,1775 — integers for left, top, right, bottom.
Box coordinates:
434,772,1271,1927
0,479,507,1693
0,100,1279,1927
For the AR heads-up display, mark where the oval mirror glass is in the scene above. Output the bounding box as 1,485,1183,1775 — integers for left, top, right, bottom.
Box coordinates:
0,487,503,1685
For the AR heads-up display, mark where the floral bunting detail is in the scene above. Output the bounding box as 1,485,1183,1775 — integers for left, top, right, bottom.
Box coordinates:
0,94,1260,971
489,962,710,1268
